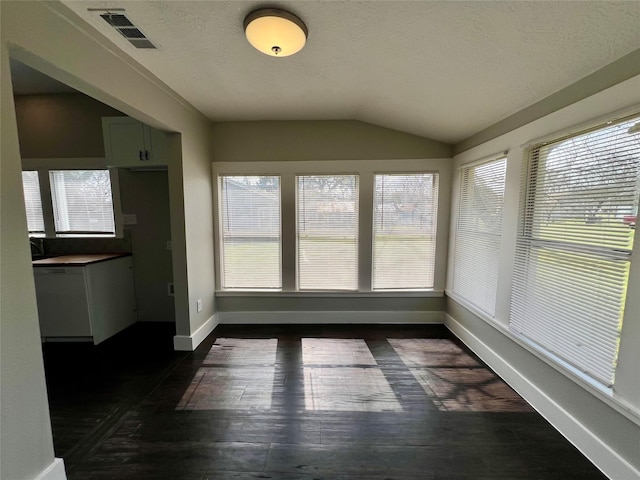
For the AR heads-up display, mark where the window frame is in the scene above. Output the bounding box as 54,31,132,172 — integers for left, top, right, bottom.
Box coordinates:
20,163,122,239
509,114,640,388
217,175,283,290
296,173,360,291
450,155,507,317
49,169,117,237
447,108,640,425
212,159,451,295
372,172,440,291
21,170,46,235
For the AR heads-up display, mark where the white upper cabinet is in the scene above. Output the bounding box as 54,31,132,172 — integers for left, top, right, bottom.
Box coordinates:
102,116,167,167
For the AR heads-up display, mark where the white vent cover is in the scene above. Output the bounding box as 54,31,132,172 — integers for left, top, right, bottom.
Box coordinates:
91,9,157,49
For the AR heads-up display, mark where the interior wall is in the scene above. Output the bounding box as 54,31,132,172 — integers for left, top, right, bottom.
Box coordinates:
211,150,452,317
211,120,453,162
217,296,445,312
17,93,176,324
119,170,175,323
1,1,215,477
14,93,123,158
3,0,216,339
0,43,60,480
446,75,640,479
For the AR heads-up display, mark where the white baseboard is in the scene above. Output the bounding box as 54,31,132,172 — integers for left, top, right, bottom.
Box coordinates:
172,311,443,350
445,313,640,480
41,337,92,343
218,310,445,324
34,458,66,480
173,314,219,351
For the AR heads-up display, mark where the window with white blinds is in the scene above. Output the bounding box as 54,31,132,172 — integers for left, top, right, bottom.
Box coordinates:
50,170,115,236
372,173,439,290
452,158,507,315
21,171,45,234
510,116,640,387
219,176,281,289
297,175,359,290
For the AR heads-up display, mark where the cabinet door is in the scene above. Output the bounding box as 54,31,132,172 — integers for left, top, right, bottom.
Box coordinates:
144,124,167,165
34,267,92,337
104,118,147,166
86,256,137,345
103,117,168,167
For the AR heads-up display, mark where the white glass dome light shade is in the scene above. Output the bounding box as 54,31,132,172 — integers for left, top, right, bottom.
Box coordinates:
244,9,308,57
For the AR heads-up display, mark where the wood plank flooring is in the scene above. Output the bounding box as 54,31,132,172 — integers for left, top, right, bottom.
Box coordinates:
42,323,607,479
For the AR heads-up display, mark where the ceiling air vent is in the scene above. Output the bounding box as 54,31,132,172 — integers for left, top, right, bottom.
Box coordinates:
96,10,157,49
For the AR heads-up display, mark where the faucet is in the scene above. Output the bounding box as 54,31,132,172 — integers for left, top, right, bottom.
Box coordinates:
29,238,45,256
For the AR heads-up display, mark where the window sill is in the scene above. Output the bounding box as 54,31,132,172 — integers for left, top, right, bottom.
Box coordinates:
503,322,640,426
216,289,444,298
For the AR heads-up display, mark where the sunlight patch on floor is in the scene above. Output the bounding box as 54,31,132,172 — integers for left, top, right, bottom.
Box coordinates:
388,338,479,367
203,338,278,366
389,338,532,412
177,338,278,410
302,338,378,366
304,366,403,412
302,338,401,412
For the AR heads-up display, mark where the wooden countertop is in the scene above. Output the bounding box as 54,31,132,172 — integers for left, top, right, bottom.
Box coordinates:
33,253,131,266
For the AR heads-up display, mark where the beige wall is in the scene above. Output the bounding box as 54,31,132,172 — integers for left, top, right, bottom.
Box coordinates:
217,296,445,312
1,43,58,480
3,3,636,480
1,1,214,477
16,92,176,324
210,139,452,315
446,75,640,479
211,120,452,162
14,93,123,158
3,0,215,336
119,170,175,323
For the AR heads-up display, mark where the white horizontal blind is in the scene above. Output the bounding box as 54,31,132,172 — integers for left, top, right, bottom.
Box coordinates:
21,171,45,234
50,170,115,236
297,175,359,290
372,173,439,290
219,176,281,289
452,158,507,315
510,116,640,386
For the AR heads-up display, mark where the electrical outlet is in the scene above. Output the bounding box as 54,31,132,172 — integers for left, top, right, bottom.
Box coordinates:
167,283,174,296
196,299,202,312
166,241,172,251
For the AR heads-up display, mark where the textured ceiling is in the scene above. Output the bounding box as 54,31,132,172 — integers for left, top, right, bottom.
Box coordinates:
57,1,640,143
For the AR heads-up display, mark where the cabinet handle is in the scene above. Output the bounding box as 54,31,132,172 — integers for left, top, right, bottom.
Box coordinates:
145,150,150,161
139,150,143,161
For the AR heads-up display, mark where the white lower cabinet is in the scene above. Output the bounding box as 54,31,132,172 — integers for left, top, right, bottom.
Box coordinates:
34,256,136,344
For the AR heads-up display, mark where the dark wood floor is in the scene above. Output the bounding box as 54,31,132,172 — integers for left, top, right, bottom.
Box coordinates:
42,323,607,479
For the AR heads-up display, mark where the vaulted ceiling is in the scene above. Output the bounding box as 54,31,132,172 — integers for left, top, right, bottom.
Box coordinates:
36,1,640,143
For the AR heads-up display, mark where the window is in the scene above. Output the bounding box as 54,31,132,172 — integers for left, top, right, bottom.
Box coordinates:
219,176,281,289
21,171,45,234
50,170,115,236
297,175,359,290
21,169,117,238
214,160,446,293
510,116,640,387
373,173,439,290
452,158,507,315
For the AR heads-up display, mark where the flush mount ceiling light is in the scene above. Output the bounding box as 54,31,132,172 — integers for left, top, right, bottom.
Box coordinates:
243,8,308,57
